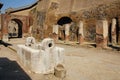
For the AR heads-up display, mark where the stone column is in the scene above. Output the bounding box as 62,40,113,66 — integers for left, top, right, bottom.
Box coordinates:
78,21,84,44
96,19,108,48
29,25,33,36
111,18,117,45
53,24,59,42
65,24,70,42
59,25,65,40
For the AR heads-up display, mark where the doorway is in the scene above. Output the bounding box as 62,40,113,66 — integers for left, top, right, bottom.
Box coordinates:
8,19,23,38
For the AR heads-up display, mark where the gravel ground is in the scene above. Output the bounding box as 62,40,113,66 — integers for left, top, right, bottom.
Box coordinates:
0,38,120,80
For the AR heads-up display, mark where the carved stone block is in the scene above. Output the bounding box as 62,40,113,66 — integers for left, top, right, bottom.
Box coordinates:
17,38,65,74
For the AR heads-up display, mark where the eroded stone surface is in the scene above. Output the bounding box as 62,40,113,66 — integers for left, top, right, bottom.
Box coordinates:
65,24,70,42
96,19,108,48
17,38,64,74
25,36,36,47
111,18,117,45
78,21,84,44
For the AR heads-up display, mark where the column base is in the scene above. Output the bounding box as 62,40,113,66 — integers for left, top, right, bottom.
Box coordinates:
79,34,84,44
65,35,69,43
111,35,117,46
53,33,58,43
96,36,108,48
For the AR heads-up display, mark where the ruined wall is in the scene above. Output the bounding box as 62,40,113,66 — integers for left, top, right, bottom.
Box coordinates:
29,7,47,40
0,15,2,39
31,0,120,42
30,0,52,40
11,5,36,16
69,0,120,42
75,0,120,42
1,14,30,39
57,0,72,13
72,0,117,12
36,0,50,11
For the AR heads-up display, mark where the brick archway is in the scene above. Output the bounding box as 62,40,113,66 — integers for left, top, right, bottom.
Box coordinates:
1,14,30,39
8,19,23,38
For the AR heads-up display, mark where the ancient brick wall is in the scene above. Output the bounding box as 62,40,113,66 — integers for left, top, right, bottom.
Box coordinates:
30,0,120,42
72,0,117,12
68,0,120,42
1,14,30,38
29,7,47,40
76,0,120,42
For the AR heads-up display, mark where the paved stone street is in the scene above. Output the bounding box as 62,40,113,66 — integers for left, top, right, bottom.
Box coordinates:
0,38,120,80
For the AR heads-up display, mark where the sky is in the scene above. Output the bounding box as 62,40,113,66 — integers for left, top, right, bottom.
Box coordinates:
0,0,37,13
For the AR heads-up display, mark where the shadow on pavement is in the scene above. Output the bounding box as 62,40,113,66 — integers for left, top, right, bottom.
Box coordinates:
0,57,31,80
0,40,12,47
108,44,120,51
